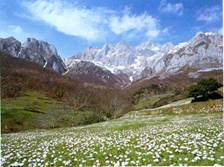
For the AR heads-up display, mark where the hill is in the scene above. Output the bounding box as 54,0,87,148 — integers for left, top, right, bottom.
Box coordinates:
126,71,223,110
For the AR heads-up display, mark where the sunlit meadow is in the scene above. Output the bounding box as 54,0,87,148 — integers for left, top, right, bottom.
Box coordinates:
1,100,224,167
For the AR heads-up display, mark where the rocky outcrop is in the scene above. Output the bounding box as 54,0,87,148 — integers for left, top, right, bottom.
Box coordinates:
141,32,223,79
0,37,66,73
0,37,21,57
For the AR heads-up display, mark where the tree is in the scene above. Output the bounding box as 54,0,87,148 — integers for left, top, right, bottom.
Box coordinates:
188,78,222,101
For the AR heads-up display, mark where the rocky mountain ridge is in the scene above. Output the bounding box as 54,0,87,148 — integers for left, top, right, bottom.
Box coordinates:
68,32,223,81
0,37,66,73
0,32,222,86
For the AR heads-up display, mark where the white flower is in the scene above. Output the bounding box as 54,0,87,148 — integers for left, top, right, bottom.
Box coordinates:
184,157,188,161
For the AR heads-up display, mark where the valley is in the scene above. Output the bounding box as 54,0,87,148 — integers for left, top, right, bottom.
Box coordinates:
0,32,223,166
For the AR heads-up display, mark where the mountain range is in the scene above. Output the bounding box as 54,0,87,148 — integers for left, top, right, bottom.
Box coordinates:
0,32,223,87
67,32,223,81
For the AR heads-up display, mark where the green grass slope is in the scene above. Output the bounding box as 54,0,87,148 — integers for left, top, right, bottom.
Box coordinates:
128,99,223,116
1,91,62,132
134,93,173,110
1,99,223,166
1,91,105,133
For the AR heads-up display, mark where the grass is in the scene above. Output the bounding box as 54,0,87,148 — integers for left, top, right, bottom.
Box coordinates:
134,94,172,110
1,99,223,166
1,91,61,132
129,99,223,116
2,91,59,114
1,91,105,133
217,86,223,95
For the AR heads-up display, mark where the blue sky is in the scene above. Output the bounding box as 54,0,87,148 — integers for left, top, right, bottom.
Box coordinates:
0,0,222,58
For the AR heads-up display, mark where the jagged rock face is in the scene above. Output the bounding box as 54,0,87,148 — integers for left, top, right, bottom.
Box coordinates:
70,38,177,78
141,32,223,79
18,38,66,73
69,32,222,81
165,32,223,72
75,42,137,68
69,41,171,81
65,60,129,87
0,37,21,57
140,67,154,79
0,37,66,74
0,32,222,85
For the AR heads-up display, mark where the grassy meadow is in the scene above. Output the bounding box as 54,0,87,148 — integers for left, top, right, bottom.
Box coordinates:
1,99,223,166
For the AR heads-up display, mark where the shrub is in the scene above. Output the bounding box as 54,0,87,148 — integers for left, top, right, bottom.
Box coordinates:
188,78,222,101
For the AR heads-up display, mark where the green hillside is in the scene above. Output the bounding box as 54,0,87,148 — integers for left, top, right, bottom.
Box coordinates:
1,91,105,133
134,93,173,110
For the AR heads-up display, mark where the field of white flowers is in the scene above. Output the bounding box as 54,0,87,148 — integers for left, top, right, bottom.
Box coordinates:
1,100,224,166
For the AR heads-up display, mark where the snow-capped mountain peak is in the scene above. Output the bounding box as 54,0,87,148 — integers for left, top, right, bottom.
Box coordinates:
0,32,222,86
67,32,222,82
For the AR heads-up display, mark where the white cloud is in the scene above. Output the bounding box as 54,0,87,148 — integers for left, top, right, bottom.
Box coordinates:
159,0,184,15
197,6,221,23
23,0,112,41
109,10,160,38
0,24,31,41
22,0,162,41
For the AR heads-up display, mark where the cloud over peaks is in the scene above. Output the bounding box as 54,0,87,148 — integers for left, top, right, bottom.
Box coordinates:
22,0,162,41
23,0,111,41
109,9,160,38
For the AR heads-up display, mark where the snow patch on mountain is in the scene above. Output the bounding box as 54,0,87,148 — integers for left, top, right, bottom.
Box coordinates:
66,32,222,82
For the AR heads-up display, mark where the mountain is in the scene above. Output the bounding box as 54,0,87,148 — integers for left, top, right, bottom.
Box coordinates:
65,59,129,87
0,51,72,98
75,42,136,67
140,32,223,79
0,37,66,73
1,32,222,86
0,37,21,57
68,32,222,81
0,36,129,87
68,40,168,77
